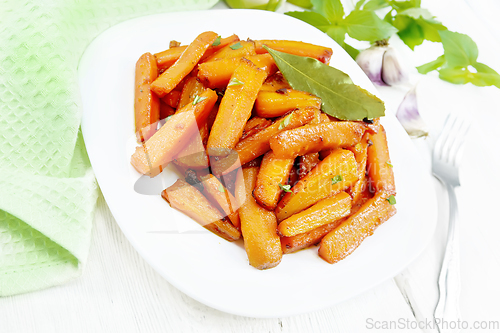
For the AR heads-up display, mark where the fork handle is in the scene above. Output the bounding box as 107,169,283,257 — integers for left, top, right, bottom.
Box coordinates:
434,183,461,332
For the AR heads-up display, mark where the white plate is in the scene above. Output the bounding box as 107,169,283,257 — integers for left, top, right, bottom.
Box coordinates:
79,9,437,318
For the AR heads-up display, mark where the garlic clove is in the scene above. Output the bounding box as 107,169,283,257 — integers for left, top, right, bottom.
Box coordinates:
381,47,408,86
396,85,429,138
356,45,387,86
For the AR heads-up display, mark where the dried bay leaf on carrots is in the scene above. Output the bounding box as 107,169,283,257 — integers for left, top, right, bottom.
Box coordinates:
318,191,396,264
253,151,295,211
135,52,160,142
207,58,267,154
151,31,218,98
130,89,217,177
162,179,241,241
275,149,358,221
264,46,385,121
236,167,282,270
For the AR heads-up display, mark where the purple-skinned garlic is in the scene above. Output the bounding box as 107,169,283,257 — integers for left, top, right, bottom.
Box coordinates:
396,85,429,138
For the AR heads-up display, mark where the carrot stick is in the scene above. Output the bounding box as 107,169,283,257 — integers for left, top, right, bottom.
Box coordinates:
255,40,333,64
367,125,396,195
135,52,160,142
197,54,277,89
155,34,240,70
207,58,267,154
151,31,218,98
318,191,397,264
130,89,217,177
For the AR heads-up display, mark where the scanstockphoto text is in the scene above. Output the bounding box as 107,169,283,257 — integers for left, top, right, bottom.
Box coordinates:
366,317,499,330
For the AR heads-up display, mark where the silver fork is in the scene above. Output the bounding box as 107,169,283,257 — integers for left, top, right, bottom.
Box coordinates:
432,114,470,333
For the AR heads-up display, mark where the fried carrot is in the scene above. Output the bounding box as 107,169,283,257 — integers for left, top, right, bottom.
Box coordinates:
135,52,160,142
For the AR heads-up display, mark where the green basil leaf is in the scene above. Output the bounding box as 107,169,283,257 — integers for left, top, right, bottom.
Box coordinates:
416,55,445,74
312,0,344,23
439,30,478,68
397,19,424,50
438,67,468,85
264,46,385,120
326,25,347,45
391,0,420,10
284,11,332,32
354,0,367,10
344,10,398,42
398,7,437,22
470,64,500,88
363,0,390,11
343,43,360,59
286,0,313,9
418,19,447,43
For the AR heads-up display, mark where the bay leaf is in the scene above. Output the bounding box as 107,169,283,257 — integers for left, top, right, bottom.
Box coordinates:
264,46,385,120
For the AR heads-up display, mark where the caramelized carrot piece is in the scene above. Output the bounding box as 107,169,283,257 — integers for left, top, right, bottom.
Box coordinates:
281,219,343,254
203,40,256,62
253,151,295,211
178,76,206,109
367,125,396,195
162,179,241,241
155,34,240,70
270,121,366,159
236,167,282,269
348,133,369,203
240,117,272,140
298,153,320,179
200,174,240,228
197,54,277,89
151,31,218,98
173,123,209,170
159,100,175,120
130,89,217,177
318,191,397,264
135,52,160,142
255,40,333,64
278,192,352,237
162,90,181,108
221,107,316,175
207,58,267,153
275,149,358,221
254,89,321,118
260,72,291,91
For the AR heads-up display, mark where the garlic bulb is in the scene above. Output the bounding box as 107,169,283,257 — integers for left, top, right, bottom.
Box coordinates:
396,85,429,138
356,41,408,86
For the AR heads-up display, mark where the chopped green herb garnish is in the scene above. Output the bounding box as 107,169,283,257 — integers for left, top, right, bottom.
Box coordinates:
165,115,173,121
212,36,221,47
331,175,343,185
279,183,292,193
227,78,244,87
230,42,242,50
140,89,143,92
386,161,393,167
218,184,225,193
192,95,207,105
279,113,293,130
386,195,396,205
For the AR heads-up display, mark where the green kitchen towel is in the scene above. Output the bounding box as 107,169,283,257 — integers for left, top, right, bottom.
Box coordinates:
0,0,218,296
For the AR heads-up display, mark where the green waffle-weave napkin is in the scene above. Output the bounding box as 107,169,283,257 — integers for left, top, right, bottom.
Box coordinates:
0,0,218,296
